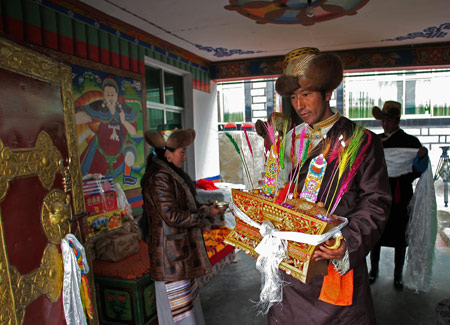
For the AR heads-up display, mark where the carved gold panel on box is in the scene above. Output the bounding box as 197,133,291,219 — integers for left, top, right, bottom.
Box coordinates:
225,189,341,283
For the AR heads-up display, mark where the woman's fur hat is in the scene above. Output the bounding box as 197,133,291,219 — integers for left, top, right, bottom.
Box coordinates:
144,128,196,150
275,47,343,96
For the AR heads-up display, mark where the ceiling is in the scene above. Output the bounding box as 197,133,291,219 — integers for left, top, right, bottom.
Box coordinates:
80,0,450,63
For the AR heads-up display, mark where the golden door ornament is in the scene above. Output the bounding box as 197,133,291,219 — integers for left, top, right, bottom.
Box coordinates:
0,132,63,202
42,189,72,245
8,245,63,324
0,36,96,325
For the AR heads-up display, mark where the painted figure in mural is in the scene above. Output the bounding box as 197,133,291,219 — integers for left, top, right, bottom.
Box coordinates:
76,76,138,185
369,101,429,290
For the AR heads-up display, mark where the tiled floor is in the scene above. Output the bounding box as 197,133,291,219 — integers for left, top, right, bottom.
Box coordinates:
201,235,450,324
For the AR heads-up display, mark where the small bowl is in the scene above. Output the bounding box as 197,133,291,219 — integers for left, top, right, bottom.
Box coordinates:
215,201,229,210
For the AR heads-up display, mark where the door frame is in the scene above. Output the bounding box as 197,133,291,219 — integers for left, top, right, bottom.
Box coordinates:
0,36,94,324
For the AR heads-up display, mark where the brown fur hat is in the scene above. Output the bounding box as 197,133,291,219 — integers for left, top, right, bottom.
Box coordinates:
275,47,343,96
144,128,196,150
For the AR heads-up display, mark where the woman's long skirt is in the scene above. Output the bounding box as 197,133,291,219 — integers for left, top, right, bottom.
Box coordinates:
155,279,205,325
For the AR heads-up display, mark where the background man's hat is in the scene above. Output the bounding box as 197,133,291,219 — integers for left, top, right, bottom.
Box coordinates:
145,128,196,150
372,101,402,120
275,47,343,96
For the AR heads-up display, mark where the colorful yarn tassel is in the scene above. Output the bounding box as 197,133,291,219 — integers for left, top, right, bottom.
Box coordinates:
69,241,94,320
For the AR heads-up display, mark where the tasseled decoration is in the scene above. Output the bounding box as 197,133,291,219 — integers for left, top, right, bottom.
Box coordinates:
243,128,254,159
225,132,253,188
290,124,296,167
327,148,349,214
293,138,311,197
243,127,255,181
328,135,343,162
346,126,365,167
337,145,351,181
301,139,311,163
326,127,366,215
337,127,366,183
329,130,371,215
297,128,307,165
322,137,332,159
278,119,290,170
279,126,305,203
264,121,276,145
288,127,307,186
69,241,94,320
225,132,241,155
320,136,345,205
279,142,285,170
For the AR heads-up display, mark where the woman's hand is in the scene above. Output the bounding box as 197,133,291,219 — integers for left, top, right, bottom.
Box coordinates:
312,238,346,261
208,204,223,217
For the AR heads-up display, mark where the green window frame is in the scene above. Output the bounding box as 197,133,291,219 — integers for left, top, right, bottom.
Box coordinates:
145,65,184,131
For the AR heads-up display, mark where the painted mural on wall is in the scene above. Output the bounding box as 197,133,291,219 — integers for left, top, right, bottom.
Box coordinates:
73,65,145,190
224,0,369,25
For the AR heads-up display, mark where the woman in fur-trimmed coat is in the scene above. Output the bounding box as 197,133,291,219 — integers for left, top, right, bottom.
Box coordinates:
142,128,222,325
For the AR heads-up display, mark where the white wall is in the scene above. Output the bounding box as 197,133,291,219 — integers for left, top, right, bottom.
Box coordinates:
192,81,220,181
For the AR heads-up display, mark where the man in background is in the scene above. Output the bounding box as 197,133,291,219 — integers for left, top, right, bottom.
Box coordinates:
369,101,429,290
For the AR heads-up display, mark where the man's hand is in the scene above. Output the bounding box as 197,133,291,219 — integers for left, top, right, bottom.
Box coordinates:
312,238,346,261
417,146,428,159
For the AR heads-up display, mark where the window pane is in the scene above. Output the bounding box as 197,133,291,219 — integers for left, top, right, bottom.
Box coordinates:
431,76,450,116
146,66,162,103
343,69,450,118
345,77,399,118
345,79,378,118
148,108,164,131
166,111,182,129
405,79,431,115
164,72,184,107
218,84,245,122
252,81,266,88
251,88,265,96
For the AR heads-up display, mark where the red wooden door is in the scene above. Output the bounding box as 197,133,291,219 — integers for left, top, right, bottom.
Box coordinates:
0,38,94,324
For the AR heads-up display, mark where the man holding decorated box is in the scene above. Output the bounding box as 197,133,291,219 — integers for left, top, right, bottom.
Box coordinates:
267,48,392,324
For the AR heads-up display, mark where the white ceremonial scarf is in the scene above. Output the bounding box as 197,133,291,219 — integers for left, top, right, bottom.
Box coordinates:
383,148,437,292
384,148,415,177
61,234,89,325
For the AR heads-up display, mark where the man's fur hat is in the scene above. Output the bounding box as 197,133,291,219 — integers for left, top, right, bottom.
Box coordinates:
275,47,343,96
144,128,196,150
